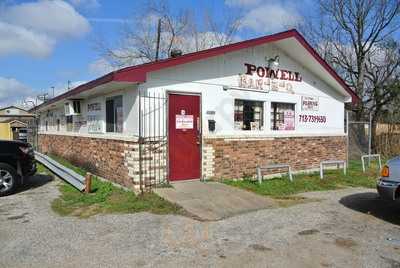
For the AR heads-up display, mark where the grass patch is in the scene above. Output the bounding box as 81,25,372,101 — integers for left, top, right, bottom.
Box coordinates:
223,160,380,198
42,155,184,218
37,162,50,174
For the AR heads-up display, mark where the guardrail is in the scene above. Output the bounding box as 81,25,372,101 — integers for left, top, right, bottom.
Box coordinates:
361,154,382,173
34,151,86,191
320,160,346,179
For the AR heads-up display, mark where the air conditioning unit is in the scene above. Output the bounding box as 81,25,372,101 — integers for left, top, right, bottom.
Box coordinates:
64,100,81,116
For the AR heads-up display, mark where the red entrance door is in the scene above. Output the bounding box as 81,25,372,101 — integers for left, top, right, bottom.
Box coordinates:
168,94,201,181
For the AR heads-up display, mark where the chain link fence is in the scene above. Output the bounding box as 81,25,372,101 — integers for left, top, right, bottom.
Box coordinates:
347,110,400,165
347,111,371,161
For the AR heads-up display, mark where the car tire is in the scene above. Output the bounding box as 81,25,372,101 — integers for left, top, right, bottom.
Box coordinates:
0,163,18,197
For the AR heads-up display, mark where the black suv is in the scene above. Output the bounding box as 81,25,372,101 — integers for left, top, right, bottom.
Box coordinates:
0,140,36,196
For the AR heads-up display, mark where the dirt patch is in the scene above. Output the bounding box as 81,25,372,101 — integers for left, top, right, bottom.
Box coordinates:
298,229,320,236
335,237,358,249
70,204,104,218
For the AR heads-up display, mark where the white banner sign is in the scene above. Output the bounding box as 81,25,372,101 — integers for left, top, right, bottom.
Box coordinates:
301,96,319,111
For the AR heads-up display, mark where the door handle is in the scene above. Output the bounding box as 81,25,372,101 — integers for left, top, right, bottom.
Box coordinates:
196,117,201,145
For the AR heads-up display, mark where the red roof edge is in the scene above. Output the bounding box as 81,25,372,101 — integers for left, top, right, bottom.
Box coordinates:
35,29,359,111
112,29,298,83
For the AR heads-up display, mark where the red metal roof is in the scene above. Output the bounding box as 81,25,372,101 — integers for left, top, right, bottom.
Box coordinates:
35,29,358,111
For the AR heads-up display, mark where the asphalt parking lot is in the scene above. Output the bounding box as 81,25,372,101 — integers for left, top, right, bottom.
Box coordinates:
1,174,400,268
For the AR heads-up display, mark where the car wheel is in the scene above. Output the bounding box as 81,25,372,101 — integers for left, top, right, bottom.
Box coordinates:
0,163,18,197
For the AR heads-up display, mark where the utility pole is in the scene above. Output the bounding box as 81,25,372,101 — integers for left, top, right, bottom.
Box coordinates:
155,18,162,61
368,112,372,166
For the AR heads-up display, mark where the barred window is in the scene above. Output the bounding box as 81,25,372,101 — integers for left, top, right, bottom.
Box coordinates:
234,99,263,131
271,102,295,130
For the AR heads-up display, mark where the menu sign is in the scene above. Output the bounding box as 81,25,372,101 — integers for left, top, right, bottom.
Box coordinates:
301,96,319,111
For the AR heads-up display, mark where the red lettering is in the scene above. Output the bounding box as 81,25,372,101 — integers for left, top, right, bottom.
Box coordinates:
244,63,256,75
280,70,288,80
244,63,301,82
295,72,302,82
270,69,278,79
287,71,295,81
256,66,266,77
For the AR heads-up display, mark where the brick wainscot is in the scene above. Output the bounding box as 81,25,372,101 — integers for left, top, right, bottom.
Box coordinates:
40,134,346,188
202,135,347,179
38,134,145,190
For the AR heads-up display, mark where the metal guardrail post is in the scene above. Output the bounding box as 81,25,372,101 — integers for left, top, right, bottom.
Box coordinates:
288,166,293,181
256,166,262,184
320,160,346,179
361,154,382,173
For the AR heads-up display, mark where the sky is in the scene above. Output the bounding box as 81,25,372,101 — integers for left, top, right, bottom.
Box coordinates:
0,0,316,108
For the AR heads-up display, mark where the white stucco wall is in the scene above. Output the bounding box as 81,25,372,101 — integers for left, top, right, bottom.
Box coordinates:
38,85,139,140
141,43,347,138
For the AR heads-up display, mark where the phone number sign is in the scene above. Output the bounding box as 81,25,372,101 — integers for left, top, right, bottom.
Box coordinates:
299,114,327,123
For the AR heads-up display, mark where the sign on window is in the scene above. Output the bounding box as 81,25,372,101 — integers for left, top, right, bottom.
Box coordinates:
87,102,102,133
176,113,194,129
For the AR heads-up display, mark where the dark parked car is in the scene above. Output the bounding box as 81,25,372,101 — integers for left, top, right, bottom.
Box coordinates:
377,156,400,200
0,140,36,196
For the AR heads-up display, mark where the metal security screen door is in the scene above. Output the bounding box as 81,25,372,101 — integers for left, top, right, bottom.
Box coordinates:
138,91,168,191
168,94,201,181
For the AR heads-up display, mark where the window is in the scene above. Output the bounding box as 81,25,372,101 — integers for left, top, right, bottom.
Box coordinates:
45,121,48,131
271,102,295,130
106,96,123,133
57,119,60,131
73,100,81,114
66,115,73,132
234,99,263,130
64,103,71,115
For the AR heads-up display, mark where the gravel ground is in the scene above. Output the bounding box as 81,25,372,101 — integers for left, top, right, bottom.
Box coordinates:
1,175,400,268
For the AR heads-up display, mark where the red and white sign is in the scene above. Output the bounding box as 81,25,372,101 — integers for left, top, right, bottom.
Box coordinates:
301,96,319,111
283,110,295,130
176,112,194,129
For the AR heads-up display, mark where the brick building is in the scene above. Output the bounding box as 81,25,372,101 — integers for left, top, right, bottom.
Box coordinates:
35,29,358,191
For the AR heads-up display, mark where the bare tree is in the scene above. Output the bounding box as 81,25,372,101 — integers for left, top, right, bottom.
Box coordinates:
365,39,400,145
300,0,400,150
93,0,242,69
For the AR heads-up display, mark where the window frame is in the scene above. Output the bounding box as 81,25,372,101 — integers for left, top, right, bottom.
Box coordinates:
234,99,264,131
72,100,81,114
270,102,296,131
105,95,123,133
